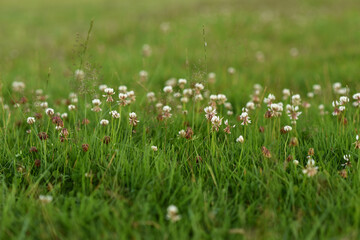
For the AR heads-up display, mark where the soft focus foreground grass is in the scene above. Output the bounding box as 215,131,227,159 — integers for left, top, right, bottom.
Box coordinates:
1,0,360,239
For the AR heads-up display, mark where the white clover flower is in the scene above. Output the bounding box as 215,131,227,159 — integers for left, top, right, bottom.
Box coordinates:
339,96,349,105
68,104,76,111
246,101,255,110
224,102,232,110
163,105,172,118
194,83,204,91
183,88,193,96
173,92,181,98
40,102,48,109
100,119,109,126
142,44,152,57
151,146,158,151
12,81,25,92
163,86,173,93
155,102,163,109
166,205,181,222
227,67,235,74
39,195,53,203
35,89,43,95
313,84,321,94
27,117,35,125
283,125,292,132
104,88,115,95
204,106,217,121
236,135,244,143
178,78,187,86
45,108,54,116
227,110,233,116
129,112,139,126
109,110,120,119
333,82,342,93
180,97,189,103
282,89,290,100
139,70,148,81
146,92,156,102
210,95,218,101
118,85,127,93
208,72,216,83
307,92,314,98
194,94,203,102
165,78,177,87
92,99,101,106
75,69,85,80
99,84,108,91
217,94,227,104
343,154,351,161
61,113,68,119
302,157,318,177
211,116,223,131
264,93,276,106
179,129,186,138
291,94,302,106
239,111,251,125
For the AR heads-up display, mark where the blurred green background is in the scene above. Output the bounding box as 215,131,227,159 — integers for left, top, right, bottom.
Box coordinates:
1,0,360,99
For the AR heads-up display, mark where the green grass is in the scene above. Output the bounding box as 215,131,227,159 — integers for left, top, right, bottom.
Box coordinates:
1,0,360,239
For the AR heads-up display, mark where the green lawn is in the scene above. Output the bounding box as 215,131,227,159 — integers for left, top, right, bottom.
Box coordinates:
1,0,360,239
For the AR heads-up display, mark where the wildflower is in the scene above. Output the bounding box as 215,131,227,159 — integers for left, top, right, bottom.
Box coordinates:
308,148,315,156
282,89,291,100
110,110,120,119
264,94,276,106
204,106,217,121
82,144,89,152
307,92,314,98
142,44,152,57
180,97,189,103
208,72,216,84
261,146,271,158
129,112,139,126
217,94,227,105
166,78,177,87
353,93,360,107
269,103,283,117
162,106,172,119
117,93,128,106
100,119,109,126
293,160,299,165
99,84,108,91
40,102,48,109
38,132,48,141
163,86,173,94
194,94,203,102
227,111,233,116
289,137,299,147
12,81,25,92
211,116,223,131
146,92,156,102
342,154,351,167
236,135,244,143
103,136,111,144
139,70,148,81
173,92,181,98
103,88,115,102
194,83,204,93
91,99,102,112
354,135,360,149
283,125,292,132
286,104,302,125
166,205,181,222
227,67,235,74
68,104,76,111
290,47,299,57
313,84,321,94
151,146,158,151
339,96,349,105
179,129,186,138
27,117,35,125
291,94,302,106
75,69,85,80
246,101,255,110
160,22,170,33
60,128,69,138
223,120,235,134
178,78,187,88
82,118,90,125
183,88,193,97
239,111,251,125
302,157,318,177
332,82,342,94
39,195,53,203
339,169,348,178
45,108,54,116
34,159,41,168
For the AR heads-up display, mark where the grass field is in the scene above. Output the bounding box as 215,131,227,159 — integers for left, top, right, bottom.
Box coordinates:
1,0,360,239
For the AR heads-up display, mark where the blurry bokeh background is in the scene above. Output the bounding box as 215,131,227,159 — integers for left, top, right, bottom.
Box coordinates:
1,0,360,100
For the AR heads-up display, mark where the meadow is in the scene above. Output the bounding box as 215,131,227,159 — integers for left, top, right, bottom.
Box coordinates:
1,0,360,239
